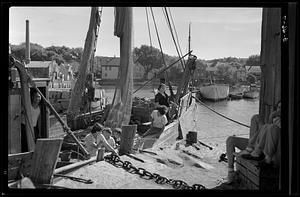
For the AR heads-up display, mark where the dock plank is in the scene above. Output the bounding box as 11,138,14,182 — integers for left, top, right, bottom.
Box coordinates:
29,138,63,184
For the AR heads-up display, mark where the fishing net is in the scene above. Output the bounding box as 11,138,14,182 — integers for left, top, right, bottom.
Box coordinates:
104,7,134,129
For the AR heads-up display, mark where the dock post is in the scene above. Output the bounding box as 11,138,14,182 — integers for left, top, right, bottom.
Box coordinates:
119,125,137,156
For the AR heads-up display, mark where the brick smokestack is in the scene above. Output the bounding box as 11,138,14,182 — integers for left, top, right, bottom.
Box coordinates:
25,20,30,64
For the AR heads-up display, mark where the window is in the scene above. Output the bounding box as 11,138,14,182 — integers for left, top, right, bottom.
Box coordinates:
104,73,107,77
109,67,112,71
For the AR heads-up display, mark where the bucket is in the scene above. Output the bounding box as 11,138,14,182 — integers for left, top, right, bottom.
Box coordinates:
186,131,197,144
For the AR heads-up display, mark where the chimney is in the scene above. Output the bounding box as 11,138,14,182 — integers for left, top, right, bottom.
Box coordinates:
25,20,30,64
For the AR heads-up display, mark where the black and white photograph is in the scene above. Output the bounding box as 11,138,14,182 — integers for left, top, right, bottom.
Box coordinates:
2,2,299,195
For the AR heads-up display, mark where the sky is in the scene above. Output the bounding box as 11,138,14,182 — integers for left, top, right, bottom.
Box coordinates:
9,7,262,60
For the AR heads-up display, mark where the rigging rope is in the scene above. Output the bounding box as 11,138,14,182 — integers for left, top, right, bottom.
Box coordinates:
163,7,185,70
145,7,153,48
149,7,169,83
192,96,251,128
168,7,185,61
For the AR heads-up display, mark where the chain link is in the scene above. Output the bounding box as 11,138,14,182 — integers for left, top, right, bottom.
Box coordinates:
104,154,206,190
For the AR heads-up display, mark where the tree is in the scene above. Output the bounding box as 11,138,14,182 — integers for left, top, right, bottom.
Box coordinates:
245,54,260,67
52,54,65,65
133,45,164,80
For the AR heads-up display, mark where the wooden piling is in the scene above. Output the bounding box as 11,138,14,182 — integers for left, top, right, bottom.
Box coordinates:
119,125,137,156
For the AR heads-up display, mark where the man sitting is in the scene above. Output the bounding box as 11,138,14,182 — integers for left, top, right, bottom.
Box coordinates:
225,101,281,183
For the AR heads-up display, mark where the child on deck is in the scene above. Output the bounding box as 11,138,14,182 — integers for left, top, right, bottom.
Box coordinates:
112,127,122,147
141,106,168,138
84,123,118,156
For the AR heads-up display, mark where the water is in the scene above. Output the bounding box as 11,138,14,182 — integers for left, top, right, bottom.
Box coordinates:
101,85,259,152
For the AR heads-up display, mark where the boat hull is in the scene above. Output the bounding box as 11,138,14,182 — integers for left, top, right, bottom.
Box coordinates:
229,92,244,100
198,84,229,101
243,91,259,99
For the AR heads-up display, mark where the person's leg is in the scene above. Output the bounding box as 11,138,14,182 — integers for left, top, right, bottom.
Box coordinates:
251,124,272,156
226,136,248,183
226,136,249,170
247,114,263,150
263,124,281,166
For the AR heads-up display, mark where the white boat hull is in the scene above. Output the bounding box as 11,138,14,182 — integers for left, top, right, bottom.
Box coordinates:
243,91,259,99
199,84,229,101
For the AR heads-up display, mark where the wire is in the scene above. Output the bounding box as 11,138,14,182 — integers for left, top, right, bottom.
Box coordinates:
193,96,251,128
145,7,153,48
162,7,185,70
149,7,169,83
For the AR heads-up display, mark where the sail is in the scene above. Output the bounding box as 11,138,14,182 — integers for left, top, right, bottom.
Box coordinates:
104,7,133,129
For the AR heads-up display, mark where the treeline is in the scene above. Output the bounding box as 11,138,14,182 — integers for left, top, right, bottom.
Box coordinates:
10,42,83,65
10,42,260,85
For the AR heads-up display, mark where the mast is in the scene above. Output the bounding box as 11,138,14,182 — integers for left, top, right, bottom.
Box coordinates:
67,7,101,129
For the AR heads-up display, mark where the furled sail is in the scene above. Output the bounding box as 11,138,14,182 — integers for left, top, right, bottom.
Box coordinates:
104,7,133,129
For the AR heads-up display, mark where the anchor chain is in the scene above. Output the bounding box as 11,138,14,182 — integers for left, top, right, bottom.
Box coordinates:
104,154,206,190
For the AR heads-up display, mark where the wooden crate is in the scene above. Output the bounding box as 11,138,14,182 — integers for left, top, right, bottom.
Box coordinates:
236,155,279,190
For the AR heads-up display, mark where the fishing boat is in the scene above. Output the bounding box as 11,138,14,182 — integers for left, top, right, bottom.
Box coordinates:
229,92,244,100
243,84,260,99
198,83,229,101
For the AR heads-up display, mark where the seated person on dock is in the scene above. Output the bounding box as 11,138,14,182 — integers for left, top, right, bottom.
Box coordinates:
225,100,281,183
241,101,281,167
141,106,168,138
84,123,104,156
98,127,118,155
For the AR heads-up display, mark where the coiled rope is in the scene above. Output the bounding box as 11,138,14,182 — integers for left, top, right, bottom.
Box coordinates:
192,96,250,128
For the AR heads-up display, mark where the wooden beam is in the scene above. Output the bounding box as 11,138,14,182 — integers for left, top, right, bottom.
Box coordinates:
54,157,96,175
13,60,35,151
259,8,281,123
29,138,63,184
8,90,21,154
67,7,100,128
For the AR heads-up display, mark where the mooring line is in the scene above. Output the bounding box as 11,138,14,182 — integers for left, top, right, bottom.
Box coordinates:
192,96,250,128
